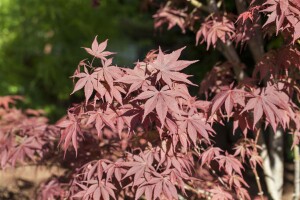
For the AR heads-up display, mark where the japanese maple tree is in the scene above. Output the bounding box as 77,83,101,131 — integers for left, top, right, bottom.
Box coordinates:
1,0,300,200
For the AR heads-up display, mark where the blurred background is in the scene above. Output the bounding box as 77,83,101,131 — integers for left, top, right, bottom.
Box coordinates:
0,0,224,122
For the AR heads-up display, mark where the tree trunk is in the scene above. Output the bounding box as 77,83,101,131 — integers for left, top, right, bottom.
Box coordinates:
259,128,284,200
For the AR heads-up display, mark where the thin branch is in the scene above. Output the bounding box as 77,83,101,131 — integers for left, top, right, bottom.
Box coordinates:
204,163,230,190
216,41,246,81
254,128,265,200
252,167,265,200
187,0,210,12
183,183,212,198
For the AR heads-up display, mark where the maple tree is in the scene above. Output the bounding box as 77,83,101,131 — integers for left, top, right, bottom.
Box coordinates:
1,0,300,199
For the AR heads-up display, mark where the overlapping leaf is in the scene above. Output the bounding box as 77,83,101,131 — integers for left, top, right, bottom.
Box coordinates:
56,112,82,155
132,85,180,125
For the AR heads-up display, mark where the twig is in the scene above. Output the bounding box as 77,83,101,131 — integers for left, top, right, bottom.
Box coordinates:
254,128,265,200
204,163,230,190
187,0,202,8
187,0,210,12
216,40,246,81
184,183,212,198
252,167,264,200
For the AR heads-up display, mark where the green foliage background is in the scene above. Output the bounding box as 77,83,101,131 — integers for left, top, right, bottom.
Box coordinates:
0,0,223,121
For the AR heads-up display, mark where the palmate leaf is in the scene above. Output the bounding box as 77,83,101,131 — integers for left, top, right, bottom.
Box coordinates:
176,110,215,145
72,160,120,200
123,152,156,186
72,180,117,200
237,11,254,24
56,112,82,155
105,158,127,184
261,0,300,43
150,47,198,87
200,147,222,166
37,179,64,200
71,58,125,104
115,64,150,95
135,174,179,200
10,136,44,167
71,67,98,103
226,173,249,189
132,85,180,125
215,152,244,176
236,5,260,24
83,36,115,60
153,4,187,33
196,15,235,49
94,58,125,104
242,85,292,131
165,154,194,176
249,152,263,169
86,107,116,137
210,85,246,117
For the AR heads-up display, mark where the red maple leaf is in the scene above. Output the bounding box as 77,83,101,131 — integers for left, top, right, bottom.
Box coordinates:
261,0,300,43
94,58,125,104
10,136,44,166
210,85,246,117
56,112,82,155
196,15,235,49
150,47,198,87
115,64,150,95
176,110,215,145
237,11,254,24
200,147,222,166
71,66,98,103
215,152,244,176
242,85,292,131
153,4,187,33
123,152,156,186
83,36,115,60
132,85,180,125
86,107,116,137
